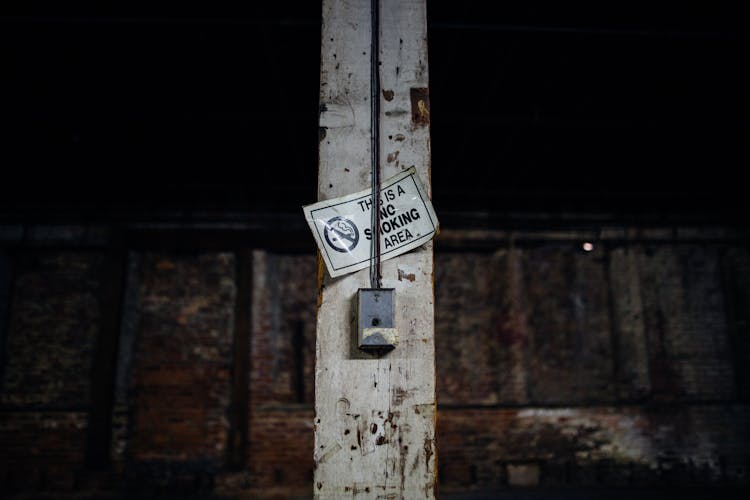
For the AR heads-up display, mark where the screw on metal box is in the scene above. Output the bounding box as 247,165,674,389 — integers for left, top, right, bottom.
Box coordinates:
357,288,397,352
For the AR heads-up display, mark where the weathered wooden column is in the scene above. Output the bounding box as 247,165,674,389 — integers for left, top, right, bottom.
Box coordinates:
314,0,435,497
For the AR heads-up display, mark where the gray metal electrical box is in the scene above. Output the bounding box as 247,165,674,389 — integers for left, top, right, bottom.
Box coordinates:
357,288,397,351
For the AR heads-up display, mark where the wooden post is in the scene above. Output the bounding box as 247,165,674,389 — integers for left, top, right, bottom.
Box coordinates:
315,0,436,497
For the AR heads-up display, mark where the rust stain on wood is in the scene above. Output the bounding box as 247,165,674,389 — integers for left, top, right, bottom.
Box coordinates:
398,269,416,282
410,88,430,127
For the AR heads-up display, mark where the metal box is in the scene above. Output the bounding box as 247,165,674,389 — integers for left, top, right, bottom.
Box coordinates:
357,288,397,351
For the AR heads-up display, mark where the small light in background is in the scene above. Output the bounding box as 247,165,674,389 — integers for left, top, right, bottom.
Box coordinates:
582,242,594,252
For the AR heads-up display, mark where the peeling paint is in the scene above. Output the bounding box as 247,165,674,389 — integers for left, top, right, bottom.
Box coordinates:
316,442,342,464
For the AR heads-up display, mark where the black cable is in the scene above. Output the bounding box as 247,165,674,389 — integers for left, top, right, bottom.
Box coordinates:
369,0,382,289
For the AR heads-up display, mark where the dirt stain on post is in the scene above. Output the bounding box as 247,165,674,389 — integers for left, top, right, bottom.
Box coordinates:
392,387,410,406
423,436,433,467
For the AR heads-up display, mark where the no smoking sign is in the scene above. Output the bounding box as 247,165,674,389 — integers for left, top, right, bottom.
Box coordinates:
303,167,438,278
323,216,360,253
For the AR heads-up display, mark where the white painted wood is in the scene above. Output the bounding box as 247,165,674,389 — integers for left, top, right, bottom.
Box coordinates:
315,0,436,497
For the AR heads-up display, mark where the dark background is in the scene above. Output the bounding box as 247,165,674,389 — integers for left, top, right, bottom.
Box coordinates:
1,2,749,498
1,1,747,225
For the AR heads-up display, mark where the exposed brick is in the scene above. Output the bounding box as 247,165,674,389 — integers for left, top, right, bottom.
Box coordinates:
0,411,89,491
436,251,520,405
608,246,651,400
250,252,317,407
121,252,235,468
639,246,735,400
0,252,102,491
522,245,614,403
247,409,314,489
437,404,750,490
720,247,750,400
507,463,540,486
2,235,749,497
1,252,104,408
246,251,316,491
435,245,615,406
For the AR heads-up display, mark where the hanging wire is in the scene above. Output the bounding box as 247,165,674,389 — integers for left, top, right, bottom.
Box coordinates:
369,0,382,289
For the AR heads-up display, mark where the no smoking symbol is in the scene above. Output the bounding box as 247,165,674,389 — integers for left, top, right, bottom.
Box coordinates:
324,216,359,253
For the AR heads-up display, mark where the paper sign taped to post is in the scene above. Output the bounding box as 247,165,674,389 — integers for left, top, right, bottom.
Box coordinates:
303,167,439,278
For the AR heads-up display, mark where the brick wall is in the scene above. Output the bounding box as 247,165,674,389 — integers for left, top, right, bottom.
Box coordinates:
1,231,748,496
114,252,236,490
436,246,615,406
438,405,750,490
113,250,317,496
1,253,104,408
242,251,317,492
434,241,749,492
250,252,317,407
0,252,105,492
